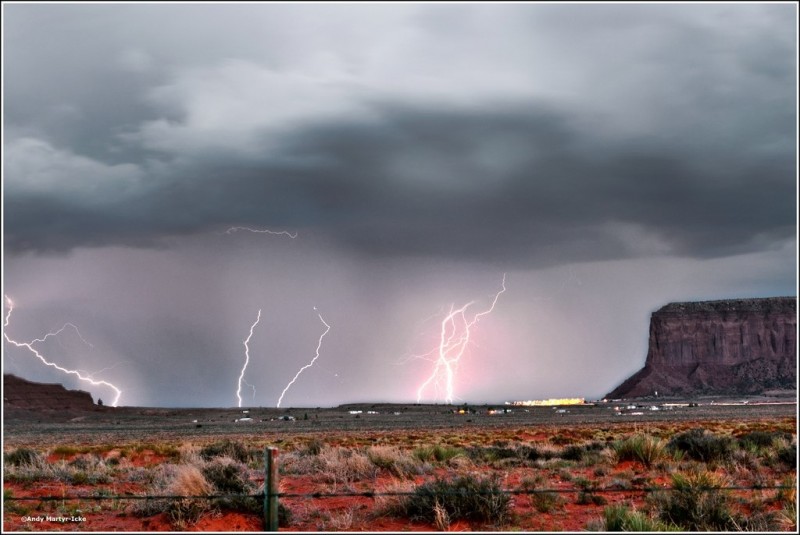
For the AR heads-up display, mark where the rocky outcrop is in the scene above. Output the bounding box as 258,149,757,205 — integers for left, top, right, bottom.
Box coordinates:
3,374,99,411
607,297,796,398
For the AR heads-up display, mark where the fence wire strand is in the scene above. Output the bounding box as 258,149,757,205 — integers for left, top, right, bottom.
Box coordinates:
4,485,794,502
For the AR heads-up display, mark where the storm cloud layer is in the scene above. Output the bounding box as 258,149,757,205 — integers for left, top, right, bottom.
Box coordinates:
2,3,797,407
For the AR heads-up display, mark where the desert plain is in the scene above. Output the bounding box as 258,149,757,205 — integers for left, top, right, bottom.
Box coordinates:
3,394,797,532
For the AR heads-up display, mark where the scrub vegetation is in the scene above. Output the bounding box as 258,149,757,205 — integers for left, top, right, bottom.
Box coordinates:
3,416,796,531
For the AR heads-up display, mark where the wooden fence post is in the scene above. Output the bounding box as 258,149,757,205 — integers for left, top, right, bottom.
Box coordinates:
264,447,279,531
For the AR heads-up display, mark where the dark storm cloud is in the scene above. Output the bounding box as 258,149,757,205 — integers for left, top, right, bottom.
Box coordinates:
3,2,796,267
6,103,795,266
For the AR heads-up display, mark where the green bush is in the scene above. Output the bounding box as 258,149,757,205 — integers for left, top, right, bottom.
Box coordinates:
412,444,464,463
401,475,511,527
611,434,666,467
666,429,735,463
650,470,735,530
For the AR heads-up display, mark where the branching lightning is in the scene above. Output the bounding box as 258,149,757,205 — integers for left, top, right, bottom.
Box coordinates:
3,295,123,406
276,307,331,408
236,309,261,408
223,227,298,239
415,274,507,404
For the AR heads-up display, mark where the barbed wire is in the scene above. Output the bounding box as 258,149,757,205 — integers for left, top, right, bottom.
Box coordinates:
4,484,794,502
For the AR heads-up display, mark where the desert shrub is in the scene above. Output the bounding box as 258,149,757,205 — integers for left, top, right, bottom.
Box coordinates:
161,465,214,529
4,452,111,485
734,511,784,531
520,476,563,513
68,455,112,484
517,444,560,462
530,491,563,513
4,489,31,516
367,446,425,479
4,447,41,466
775,441,797,469
200,440,250,463
413,444,464,464
286,447,379,484
730,447,761,472
400,475,511,528
373,479,417,518
178,443,203,465
649,470,735,530
202,457,250,494
607,477,633,490
204,457,264,516
738,430,791,450
611,434,665,467
666,429,735,463
576,490,607,506
560,444,586,462
776,478,797,531
51,445,80,456
304,438,324,456
601,504,679,531
167,464,213,496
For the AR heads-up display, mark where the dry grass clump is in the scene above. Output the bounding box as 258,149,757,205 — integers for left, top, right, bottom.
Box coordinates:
4,447,42,467
4,450,112,485
178,442,203,465
156,465,214,530
609,434,666,467
593,504,680,531
131,450,261,528
373,479,416,518
366,445,427,479
413,444,465,464
282,446,378,484
199,440,250,463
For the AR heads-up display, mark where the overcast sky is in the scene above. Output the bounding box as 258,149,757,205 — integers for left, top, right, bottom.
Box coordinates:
2,2,797,407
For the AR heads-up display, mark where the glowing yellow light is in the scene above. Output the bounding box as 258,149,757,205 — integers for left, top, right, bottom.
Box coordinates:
508,397,585,406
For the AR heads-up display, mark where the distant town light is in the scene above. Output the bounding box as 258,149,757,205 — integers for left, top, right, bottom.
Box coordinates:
506,397,585,407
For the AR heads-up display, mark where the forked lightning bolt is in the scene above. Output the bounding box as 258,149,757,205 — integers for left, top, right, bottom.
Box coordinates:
3,295,123,406
416,274,507,404
223,227,298,239
236,309,261,408
277,308,330,408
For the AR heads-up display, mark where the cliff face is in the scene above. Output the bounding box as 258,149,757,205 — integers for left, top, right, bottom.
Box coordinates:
607,297,797,399
3,374,98,411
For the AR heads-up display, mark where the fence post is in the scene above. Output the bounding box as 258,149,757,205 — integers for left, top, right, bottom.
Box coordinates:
264,447,279,531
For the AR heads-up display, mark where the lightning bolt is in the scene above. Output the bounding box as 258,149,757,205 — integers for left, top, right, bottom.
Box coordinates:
243,378,257,401
415,274,507,404
223,226,298,239
237,309,261,408
3,295,123,407
276,307,331,408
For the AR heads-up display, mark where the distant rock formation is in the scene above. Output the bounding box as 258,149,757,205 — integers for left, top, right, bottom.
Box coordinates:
606,297,797,399
3,374,100,411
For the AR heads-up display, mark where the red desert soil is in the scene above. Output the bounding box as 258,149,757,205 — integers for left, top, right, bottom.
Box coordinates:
4,415,796,531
